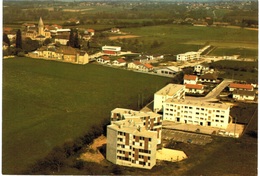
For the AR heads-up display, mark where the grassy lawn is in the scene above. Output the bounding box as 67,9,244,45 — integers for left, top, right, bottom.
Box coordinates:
2,57,172,174
210,47,258,58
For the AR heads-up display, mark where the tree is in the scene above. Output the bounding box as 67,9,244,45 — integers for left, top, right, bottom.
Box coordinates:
74,31,80,48
67,29,74,47
15,29,22,49
3,33,10,46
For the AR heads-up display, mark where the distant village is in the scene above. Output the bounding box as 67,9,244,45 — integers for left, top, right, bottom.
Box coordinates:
3,16,258,170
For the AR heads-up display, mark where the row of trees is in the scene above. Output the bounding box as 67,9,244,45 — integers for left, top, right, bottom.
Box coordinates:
24,118,112,175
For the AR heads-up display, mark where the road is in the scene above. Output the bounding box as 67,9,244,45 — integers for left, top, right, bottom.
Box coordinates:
186,79,233,102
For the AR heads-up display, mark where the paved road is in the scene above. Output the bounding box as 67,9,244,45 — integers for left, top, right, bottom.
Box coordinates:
186,79,233,102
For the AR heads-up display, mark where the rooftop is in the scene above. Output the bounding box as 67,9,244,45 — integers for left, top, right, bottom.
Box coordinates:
155,84,185,96
111,108,161,119
229,83,253,90
185,84,204,89
108,120,157,138
184,74,197,80
164,99,230,110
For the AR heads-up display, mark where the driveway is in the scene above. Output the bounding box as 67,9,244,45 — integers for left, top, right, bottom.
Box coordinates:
185,79,233,101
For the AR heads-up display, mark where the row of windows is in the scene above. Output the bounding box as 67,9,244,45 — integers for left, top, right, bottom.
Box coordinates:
165,104,226,114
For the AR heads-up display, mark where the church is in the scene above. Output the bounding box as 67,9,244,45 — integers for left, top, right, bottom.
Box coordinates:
25,17,51,41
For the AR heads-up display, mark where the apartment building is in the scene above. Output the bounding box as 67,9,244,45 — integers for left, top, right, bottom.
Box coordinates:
176,51,200,62
107,108,162,169
153,84,185,113
163,99,230,129
110,108,162,145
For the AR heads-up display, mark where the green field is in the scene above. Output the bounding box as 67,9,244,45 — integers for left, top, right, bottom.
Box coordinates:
117,25,258,56
2,57,172,174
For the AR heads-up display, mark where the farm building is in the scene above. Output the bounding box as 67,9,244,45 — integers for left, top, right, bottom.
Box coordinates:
154,66,182,77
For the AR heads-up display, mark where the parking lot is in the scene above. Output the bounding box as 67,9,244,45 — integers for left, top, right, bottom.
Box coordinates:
162,129,213,145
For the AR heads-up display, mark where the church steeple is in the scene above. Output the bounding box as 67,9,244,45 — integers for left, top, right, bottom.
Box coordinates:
38,17,44,36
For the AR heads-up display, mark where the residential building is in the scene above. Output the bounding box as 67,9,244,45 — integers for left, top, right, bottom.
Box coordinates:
107,108,162,169
185,84,204,94
112,58,127,67
154,66,182,77
128,61,143,70
193,63,210,75
199,72,218,83
163,99,230,129
232,90,256,101
102,46,121,55
176,51,200,62
28,45,89,65
229,83,254,92
96,56,110,64
183,74,198,85
54,35,69,45
153,84,185,112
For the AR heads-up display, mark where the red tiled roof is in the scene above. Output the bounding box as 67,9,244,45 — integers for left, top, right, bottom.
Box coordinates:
117,58,126,63
185,84,204,89
102,55,110,60
144,63,153,69
87,29,95,32
184,74,197,80
229,83,253,90
133,61,142,65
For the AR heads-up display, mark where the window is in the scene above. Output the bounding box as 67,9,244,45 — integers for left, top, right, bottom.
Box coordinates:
221,115,224,118
196,112,199,115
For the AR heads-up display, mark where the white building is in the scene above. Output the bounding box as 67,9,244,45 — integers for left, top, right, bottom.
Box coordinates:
176,52,200,62
153,84,185,113
106,108,162,169
102,46,121,55
154,66,182,77
163,99,230,129
183,74,198,85
232,90,256,101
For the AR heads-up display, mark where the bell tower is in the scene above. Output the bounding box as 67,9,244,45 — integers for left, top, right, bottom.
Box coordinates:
38,17,44,36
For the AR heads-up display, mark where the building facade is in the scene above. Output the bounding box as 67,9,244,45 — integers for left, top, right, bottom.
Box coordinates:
102,46,121,55
107,108,162,169
176,52,200,62
163,99,230,129
153,84,185,113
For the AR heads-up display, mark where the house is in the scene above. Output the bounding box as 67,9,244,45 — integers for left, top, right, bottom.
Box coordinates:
67,18,80,24
107,108,162,169
176,51,200,62
153,84,185,112
143,63,154,72
3,42,9,50
185,84,204,94
54,35,69,45
229,83,254,92
127,61,143,70
163,99,230,129
102,46,121,55
111,28,120,33
199,72,218,83
87,29,95,36
232,90,256,101
193,63,210,75
112,58,127,67
183,74,198,85
96,55,111,64
154,66,182,77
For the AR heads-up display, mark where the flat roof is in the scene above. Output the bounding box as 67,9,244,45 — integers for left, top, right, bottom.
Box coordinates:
108,120,157,138
155,84,185,96
164,99,230,110
111,108,161,119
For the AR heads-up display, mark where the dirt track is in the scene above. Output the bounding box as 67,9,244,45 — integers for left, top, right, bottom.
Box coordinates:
109,35,140,40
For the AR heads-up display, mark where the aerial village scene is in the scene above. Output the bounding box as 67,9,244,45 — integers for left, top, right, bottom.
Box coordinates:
2,0,258,175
